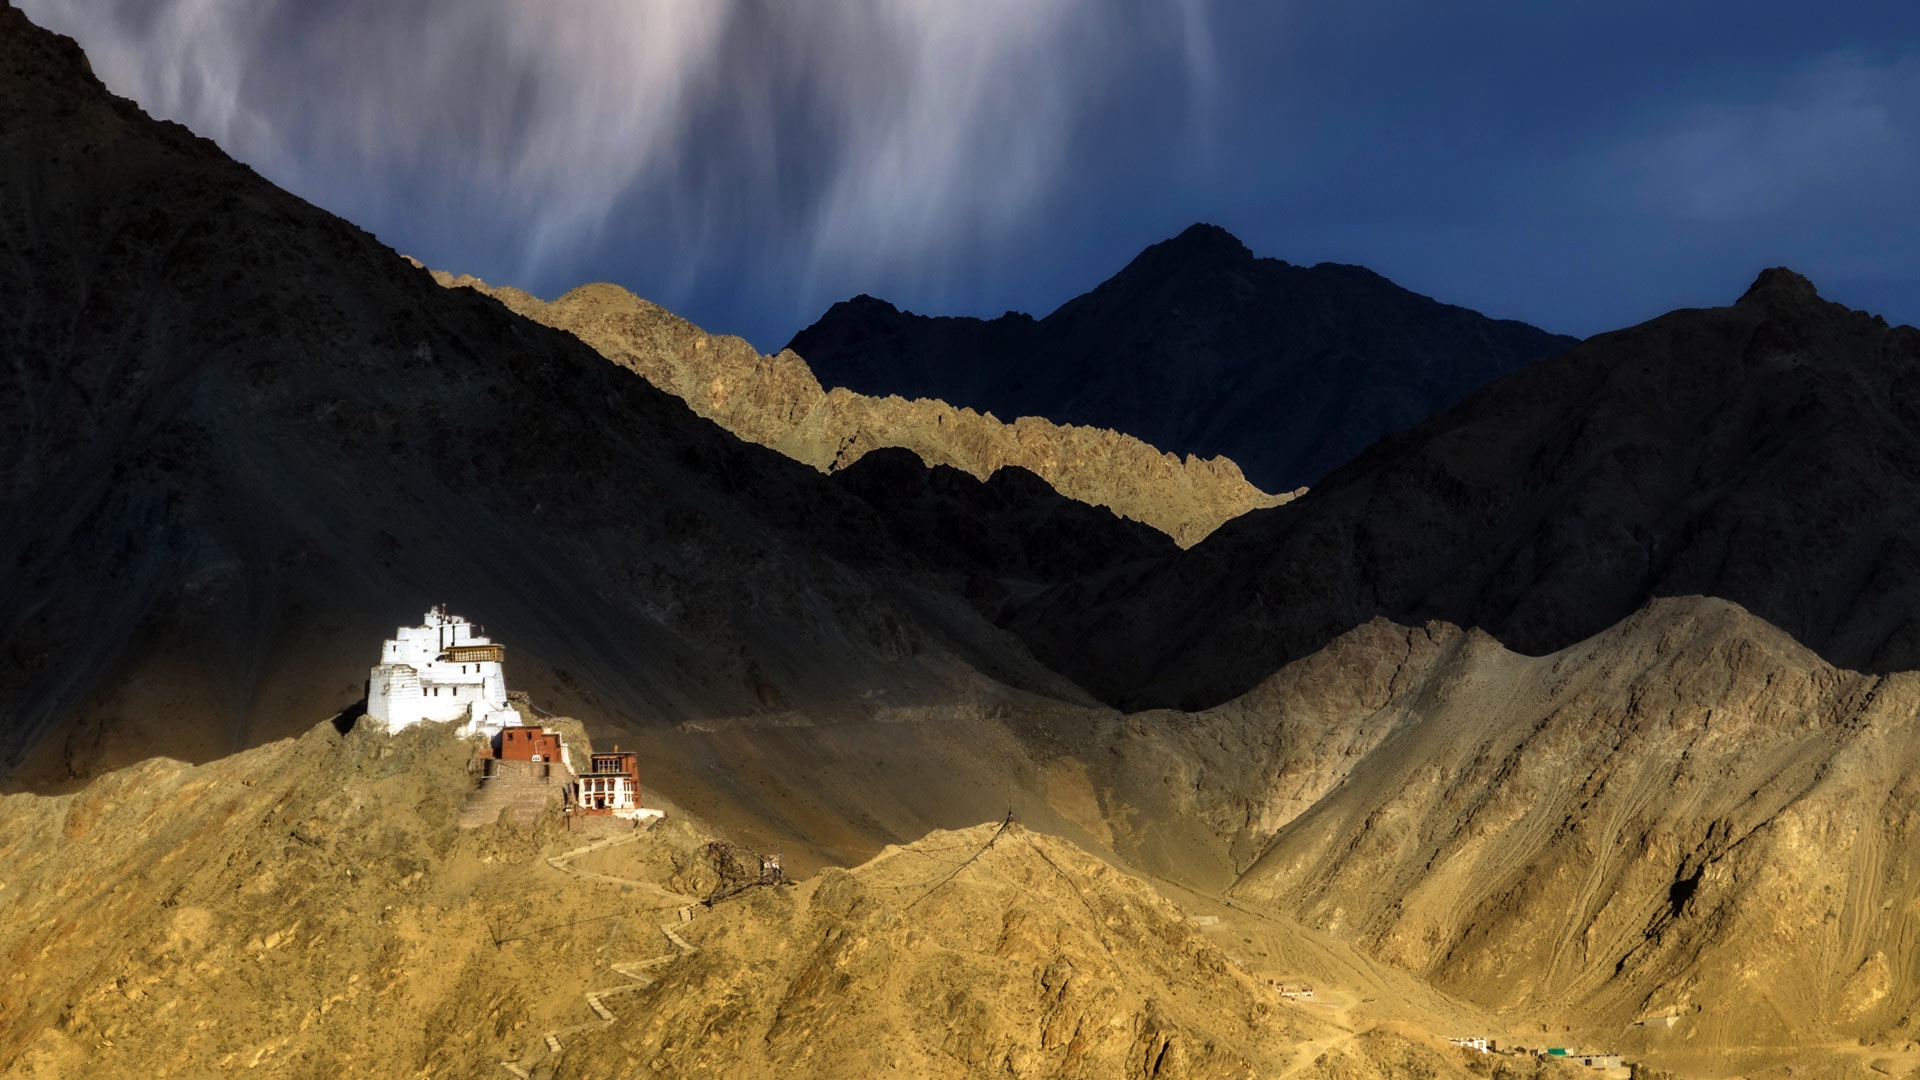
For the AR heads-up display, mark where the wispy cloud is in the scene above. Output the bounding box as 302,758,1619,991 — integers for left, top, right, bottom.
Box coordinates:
1613,52,1920,222
23,0,1215,292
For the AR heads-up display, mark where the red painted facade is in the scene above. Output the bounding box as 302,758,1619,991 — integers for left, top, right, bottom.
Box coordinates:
494,725,563,763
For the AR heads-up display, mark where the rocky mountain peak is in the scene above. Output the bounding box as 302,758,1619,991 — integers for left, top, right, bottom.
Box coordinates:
1738,266,1824,309
838,293,901,315
1098,222,1259,292
1152,221,1255,262
790,225,1576,492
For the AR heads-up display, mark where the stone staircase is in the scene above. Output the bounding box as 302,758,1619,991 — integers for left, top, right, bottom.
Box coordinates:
459,759,564,829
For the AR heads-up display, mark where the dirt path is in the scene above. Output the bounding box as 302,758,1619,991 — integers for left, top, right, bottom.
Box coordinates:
1273,987,1363,1079
501,823,703,1078
544,829,695,907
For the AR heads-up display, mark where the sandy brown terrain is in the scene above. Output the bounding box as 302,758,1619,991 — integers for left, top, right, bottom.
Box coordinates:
431,272,1291,546
1027,597,1920,1078
0,718,1583,1080
614,591,1920,1076
429,594,1920,1077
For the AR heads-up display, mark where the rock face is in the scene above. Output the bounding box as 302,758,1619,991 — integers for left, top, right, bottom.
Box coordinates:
789,223,1578,492
433,274,1287,546
0,3,1108,782
1008,269,1920,710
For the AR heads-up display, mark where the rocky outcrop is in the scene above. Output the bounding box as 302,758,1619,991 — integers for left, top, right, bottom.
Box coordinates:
432,275,1288,546
789,223,1578,492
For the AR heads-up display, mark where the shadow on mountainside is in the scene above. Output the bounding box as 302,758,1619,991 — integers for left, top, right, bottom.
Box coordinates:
789,222,1578,493
1002,269,1920,711
330,696,368,736
0,5,1132,784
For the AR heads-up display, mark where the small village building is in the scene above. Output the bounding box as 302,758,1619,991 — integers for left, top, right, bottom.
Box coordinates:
1542,1049,1627,1074
574,748,641,816
464,723,575,829
495,725,565,765
367,606,520,737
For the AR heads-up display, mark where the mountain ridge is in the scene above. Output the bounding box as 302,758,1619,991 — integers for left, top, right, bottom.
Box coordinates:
429,271,1291,546
1049,593,1920,1075
1002,267,1920,710
789,222,1579,492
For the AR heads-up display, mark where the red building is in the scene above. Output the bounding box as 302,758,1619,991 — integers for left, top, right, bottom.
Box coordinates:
493,725,564,764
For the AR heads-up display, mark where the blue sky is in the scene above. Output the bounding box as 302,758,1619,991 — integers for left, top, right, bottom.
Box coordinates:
23,0,1920,351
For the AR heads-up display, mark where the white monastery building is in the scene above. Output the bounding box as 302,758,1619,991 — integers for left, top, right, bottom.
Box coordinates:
368,606,520,737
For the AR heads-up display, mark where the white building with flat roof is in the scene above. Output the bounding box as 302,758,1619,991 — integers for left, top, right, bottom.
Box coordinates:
367,606,519,737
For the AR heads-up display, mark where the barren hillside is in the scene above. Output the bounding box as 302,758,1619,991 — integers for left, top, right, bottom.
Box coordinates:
433,273,1289,546
596,591,1920,1075
0,719,1574,1080
1032,596,1920,1077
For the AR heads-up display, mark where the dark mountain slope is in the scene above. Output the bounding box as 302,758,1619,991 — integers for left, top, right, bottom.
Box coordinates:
1006,269,1920,710
0,3,1126,782
829,448,1177,589
789,224,1577,491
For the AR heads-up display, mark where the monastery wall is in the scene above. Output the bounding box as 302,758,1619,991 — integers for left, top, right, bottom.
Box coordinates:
367,608,519,736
